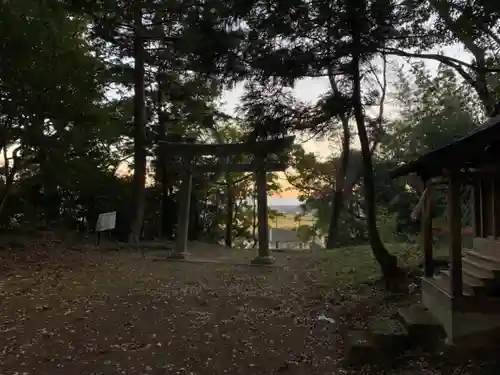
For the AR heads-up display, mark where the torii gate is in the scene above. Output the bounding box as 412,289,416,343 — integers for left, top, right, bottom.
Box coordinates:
160,136,295,265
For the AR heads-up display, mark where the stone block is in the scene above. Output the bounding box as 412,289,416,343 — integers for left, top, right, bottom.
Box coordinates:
398,304,444,350
250,255,276,266
166,251,189,260
345,330,378,366
368,318,410,355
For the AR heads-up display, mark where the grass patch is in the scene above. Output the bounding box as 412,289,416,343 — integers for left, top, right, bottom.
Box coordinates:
314,243,449,288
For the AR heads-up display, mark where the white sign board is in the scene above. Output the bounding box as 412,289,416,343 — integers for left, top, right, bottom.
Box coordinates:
269,228,301,242
96,211,116,232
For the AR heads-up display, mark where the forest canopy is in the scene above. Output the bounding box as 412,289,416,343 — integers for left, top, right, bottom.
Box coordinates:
0,0,499,278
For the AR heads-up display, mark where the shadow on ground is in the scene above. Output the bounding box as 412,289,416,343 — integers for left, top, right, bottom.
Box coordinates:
0,239,499,374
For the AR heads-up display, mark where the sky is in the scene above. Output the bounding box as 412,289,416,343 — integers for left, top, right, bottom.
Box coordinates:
218,78,334,205
219,78,340,205
219,73,374,206
219,44,472,205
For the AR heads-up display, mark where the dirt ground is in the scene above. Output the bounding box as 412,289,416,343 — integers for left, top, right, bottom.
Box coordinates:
0,239,497,375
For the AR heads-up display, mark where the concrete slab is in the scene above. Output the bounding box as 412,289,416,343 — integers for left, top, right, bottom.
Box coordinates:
345,330,378,366
398,304,437,325
398,304,444,350
251,255,276,266
368,318,409,353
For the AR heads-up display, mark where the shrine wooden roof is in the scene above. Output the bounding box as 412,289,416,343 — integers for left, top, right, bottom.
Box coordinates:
389,114,500,180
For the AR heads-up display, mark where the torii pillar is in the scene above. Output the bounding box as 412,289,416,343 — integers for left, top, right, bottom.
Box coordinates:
169,164,193,259
251,154,275,265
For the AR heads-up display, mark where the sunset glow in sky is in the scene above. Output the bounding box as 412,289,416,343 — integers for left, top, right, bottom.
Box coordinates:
220,78,334,201
271,175,297,198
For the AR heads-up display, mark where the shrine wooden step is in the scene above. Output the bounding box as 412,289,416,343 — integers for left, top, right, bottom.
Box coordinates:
432,272,474,296
462,257,495,282
462,256,497,279
473,238,500,259
464,248,500,267
441,268,484,286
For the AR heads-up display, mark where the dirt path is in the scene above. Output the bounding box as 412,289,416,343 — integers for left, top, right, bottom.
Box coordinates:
0,242,494,374
0,246,344,374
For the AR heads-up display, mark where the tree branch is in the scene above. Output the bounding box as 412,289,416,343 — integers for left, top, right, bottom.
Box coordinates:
377,52,388,132
381,47,500,73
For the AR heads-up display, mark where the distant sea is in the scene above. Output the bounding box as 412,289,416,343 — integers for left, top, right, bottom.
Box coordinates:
268,197,301,213
268,197,299,206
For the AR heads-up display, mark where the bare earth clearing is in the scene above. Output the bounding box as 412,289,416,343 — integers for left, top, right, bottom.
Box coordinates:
0,236,496,374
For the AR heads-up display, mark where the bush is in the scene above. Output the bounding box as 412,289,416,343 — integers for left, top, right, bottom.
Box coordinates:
377,207,399,244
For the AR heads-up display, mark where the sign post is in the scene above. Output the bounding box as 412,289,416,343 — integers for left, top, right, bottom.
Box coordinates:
95,211,117,245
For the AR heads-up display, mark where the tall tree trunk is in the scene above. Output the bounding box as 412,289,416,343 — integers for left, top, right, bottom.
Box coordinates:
36,122,60,226
128,1,148,243
224,177,234,248
351,53,400,284
213,188,221,240
0,146,21,221
0,144,10,220
326,74,351,248
156,73,171,238
188,191,201,241
160,175,171,236
326,149,349,248
252,190,258,248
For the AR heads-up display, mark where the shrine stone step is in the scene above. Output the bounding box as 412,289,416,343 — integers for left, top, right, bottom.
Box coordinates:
368,318,409,352
346,312,447,367
397,304,445,350
345,330,379,366
345,318,409,367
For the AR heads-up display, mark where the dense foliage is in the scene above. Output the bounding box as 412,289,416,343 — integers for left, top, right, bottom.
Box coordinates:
1,0,499,277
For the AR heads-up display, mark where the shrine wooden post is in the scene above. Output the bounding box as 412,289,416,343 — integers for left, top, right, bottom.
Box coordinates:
447,171,463,298
422,179,434,278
